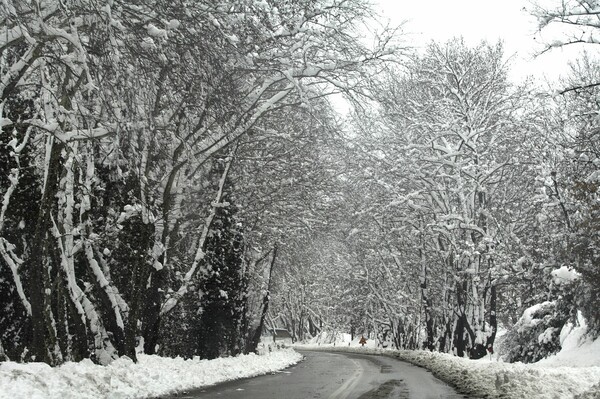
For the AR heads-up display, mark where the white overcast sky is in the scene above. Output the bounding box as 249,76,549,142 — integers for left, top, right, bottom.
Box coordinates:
372,0,590,82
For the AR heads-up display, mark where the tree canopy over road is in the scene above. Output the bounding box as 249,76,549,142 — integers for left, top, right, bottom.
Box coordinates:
0,0,599,365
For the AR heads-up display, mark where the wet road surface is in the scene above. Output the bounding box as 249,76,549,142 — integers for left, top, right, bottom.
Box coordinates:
163,350,467,399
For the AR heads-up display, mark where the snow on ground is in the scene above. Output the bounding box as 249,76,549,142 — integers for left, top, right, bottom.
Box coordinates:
538,312,600,368
296,328,600,399
0,348,302,399
2,324,598,399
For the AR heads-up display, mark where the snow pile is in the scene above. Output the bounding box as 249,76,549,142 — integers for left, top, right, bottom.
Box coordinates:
551,265,580,285
0,349,302,399
296,330,600,399
393,350,600,399
538,312,600,368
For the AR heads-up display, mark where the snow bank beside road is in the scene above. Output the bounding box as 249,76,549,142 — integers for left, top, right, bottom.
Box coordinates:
0,349,302,399
395,349,600,399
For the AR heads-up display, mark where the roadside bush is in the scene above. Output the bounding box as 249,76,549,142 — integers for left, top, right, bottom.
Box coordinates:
500,301,564,363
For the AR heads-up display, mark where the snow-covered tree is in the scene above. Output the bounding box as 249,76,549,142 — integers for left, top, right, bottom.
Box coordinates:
0,0,400,364
342,38,543,358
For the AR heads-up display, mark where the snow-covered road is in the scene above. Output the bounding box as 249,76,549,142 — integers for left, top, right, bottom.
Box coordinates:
167,350,461,399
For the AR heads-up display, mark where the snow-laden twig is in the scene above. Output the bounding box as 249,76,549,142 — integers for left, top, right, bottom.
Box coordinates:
0,43,42,100
0,122,32,231
0,238,31,315
0,101,34,316
22,119,113,142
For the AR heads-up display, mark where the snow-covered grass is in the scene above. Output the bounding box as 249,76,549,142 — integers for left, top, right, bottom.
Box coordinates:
0,349,302,399
295,328,600,399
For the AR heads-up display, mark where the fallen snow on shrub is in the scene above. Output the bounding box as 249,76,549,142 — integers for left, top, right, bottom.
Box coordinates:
0,349,302,399
551,265,580,285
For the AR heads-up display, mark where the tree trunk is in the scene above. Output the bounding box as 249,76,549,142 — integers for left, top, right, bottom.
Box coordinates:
0,338,7,361
453,279,469,357
142,267,164,355
486,284,497,354
439,320,451,352
249,245,278,354
123,223,154,361
29,139,64,363
453,315,466,357
142,160,182,355
421,268,435,351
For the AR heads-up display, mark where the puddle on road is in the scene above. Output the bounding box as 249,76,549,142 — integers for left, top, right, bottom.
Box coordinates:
380,365,392,374
357,379,409,399
345,352,469,399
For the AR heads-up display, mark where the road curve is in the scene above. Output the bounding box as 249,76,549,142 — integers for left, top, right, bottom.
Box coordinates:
164,350,466,399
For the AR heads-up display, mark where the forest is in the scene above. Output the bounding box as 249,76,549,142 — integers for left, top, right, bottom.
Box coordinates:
0,0,599,366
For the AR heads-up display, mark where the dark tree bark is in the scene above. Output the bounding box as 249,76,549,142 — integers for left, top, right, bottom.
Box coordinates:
141,161,182,355
439,320,452,352
249,245,278,354
28,140,64,364
122,221,154,361
142,267,164,355
486,284,497,353
453,280,470,358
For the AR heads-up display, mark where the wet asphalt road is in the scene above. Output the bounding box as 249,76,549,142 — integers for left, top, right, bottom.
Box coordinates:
162,350,468,399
